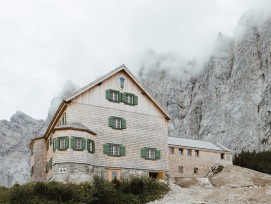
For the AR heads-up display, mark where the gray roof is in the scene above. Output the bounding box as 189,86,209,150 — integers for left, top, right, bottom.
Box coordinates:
54,123,96,135
168,137,230,152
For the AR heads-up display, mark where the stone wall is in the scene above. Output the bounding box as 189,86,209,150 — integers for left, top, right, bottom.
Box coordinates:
169,145,232,178
31,138,47,182
49,163,150,183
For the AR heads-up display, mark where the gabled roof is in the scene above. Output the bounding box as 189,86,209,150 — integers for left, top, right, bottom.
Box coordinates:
168,137,230,152
42,65,170,140
65,64,170,119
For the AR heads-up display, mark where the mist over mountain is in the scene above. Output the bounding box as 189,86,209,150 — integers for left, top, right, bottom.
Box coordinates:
1,9,271,185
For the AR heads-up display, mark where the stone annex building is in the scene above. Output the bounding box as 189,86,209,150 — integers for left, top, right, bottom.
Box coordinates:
30,65,232,183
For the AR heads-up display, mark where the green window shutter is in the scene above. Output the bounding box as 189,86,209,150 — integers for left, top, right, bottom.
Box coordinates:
49,158,52,169
46,163,48,173
71,137,76,149
53,138,56,151
118,92,122,102
108,117,114,128
50,137,52,145
133,95,138,105
65,137,69,149
103,144,110,155
87,139,95,153
121,118,126,129
46,141,49,150
81,138,86,150
141,148,146,158
56,138,60,150
155,150,161,159
31,166,34,177
122,93,127,103
106,90,111,100
120,146,126,156
92,141,95,153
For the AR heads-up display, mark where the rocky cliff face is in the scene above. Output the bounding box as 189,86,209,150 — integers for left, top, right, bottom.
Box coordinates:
140,10,271,153
0,81,78,186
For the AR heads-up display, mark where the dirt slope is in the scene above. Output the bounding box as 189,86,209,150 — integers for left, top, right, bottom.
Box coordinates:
149,165,271,204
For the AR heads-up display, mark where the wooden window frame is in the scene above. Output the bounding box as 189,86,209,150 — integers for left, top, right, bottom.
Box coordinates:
108,169,121,181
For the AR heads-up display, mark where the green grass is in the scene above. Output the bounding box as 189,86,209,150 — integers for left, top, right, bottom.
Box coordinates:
0,176,169,204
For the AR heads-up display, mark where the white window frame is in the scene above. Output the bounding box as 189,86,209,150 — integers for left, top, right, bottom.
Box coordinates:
114,118,122,129
110,145,120,156
169,147,174,155
195,150,199,157
127,94,134,104
110,91,119,102
59,138,66,150
58,168,67,174
75,138,82,149
146,149,156,159
187,149,192,156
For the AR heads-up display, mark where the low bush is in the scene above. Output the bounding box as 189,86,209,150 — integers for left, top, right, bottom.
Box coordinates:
3,176,169,204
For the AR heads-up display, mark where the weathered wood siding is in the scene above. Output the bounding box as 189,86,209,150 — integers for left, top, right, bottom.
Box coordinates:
169,145,232,178
45,70,169,180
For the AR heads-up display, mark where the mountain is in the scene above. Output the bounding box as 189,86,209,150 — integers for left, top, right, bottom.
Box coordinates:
0,81,78,186
139,10,271,153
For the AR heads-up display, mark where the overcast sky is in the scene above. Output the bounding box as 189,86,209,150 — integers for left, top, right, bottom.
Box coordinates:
0,0,270,120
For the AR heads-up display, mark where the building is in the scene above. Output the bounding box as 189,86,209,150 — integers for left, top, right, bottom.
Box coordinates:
30,65,170,183
168,137,232,178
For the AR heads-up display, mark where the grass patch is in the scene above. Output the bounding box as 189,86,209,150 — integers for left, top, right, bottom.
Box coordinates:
0,176,169,204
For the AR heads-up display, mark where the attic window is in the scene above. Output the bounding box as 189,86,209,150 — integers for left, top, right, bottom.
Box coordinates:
106,89,121,102
57,113,67,127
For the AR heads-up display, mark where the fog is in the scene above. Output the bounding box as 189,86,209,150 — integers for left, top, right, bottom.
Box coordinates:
1,0,271,120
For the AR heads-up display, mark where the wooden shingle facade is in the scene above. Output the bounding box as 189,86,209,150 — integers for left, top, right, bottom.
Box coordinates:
30,65,170,182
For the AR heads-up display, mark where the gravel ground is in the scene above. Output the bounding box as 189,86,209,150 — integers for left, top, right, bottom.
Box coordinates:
149,165,271,204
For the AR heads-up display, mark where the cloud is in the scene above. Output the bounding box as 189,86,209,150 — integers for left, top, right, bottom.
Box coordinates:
0,0,270,120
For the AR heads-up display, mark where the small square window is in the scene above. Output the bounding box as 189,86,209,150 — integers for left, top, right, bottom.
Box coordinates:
221,153,225,159
59,168,67,174
195,150,199,157
194,167,198,174
187,149,192,156
178,148,183,155
110,145,120,156
146,149,156,159
178,166,183,173
169,147,174,154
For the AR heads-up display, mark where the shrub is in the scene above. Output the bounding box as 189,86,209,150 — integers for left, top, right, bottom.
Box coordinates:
3,176,169,204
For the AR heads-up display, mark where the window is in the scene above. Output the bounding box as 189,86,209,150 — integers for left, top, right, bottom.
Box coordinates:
59,168,67,174
71,137,86,151
108,116,126,129
194,167,198,174
141,148,161,160
106,89,121,102
75,138,82,149
55,137,69,151
178,166,183,173
178,148,183,155
221,153,225,159
57,113,67,127
60,138,66,149
110,145,120,156
146,149,156,159
103,144,125,157
169,147,174,155
30,166,34,177
122,92,138,105
187,149,192,156
195,150,199,157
